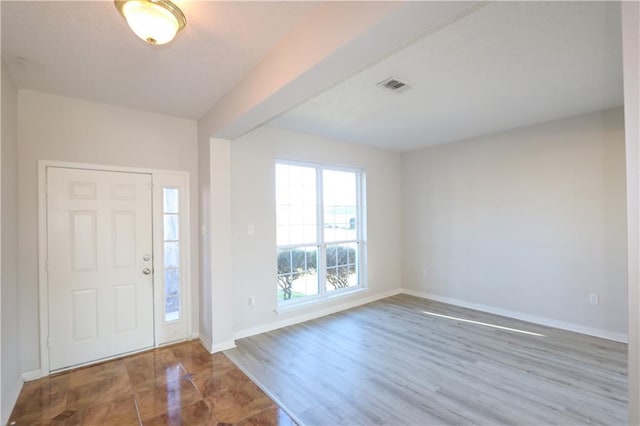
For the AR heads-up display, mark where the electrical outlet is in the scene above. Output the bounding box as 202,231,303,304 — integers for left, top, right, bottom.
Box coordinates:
248,296,255,306
247,224,254,236
589,293,599,305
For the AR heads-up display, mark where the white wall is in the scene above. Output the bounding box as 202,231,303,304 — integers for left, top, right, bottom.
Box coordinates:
403,108,627,340
229,126,403,335
197,101,236,352
207,137,235,351
622,2,640,422
1,63,21,424
17,90,199,373
197,128,213,349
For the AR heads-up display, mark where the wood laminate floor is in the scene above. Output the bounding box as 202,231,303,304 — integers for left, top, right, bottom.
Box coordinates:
225,294,627,425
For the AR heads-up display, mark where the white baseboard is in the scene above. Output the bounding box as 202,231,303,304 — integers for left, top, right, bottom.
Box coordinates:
190,332,200,341
212,340,236,353
233,288,403,341
198,334,213,353
402,288,629,343
2,377,23,425
20,369,43,382
197,333,236,353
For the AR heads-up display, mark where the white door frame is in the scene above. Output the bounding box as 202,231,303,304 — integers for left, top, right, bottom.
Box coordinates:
38,160,192,376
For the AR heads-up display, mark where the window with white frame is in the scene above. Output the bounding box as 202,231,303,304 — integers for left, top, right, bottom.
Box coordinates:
276,161,364,304
162,187,181,321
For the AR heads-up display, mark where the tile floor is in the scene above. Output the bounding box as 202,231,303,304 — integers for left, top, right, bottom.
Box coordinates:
8,341,296,425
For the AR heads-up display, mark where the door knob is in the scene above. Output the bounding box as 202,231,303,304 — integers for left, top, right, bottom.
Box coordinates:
142,268,152,275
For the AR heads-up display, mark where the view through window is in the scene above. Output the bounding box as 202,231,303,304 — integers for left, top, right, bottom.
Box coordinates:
276,162,363,303
163,187,181,321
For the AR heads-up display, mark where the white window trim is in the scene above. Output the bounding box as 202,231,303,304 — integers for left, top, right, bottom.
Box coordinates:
275,159,367,310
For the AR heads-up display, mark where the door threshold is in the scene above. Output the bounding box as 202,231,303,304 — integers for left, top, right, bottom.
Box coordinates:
49,338,196,376
49,345,155,376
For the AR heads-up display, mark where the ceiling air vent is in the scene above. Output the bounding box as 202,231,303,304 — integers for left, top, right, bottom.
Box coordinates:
377,77,411,93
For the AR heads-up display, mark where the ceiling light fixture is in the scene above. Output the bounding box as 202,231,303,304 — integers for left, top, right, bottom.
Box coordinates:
115,0,186,45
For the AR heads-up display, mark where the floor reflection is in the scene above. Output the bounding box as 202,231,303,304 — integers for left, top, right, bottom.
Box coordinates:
9,341,296,425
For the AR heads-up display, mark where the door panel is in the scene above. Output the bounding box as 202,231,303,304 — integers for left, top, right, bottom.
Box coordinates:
47,167,154,371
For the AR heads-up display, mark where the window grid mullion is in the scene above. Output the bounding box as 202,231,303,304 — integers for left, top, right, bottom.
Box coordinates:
289,250,293,283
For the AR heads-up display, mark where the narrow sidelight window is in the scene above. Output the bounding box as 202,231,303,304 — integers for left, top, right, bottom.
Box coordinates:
163,187,181,321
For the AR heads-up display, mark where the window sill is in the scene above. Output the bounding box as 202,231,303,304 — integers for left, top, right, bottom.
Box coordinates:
276,287,368,314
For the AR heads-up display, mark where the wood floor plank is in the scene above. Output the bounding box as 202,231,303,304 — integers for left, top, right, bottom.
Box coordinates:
225,294,627,425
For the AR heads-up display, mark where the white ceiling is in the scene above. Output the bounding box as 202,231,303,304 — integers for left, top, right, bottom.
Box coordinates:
2,2,624,151
269,2,624,152
1,1,319,119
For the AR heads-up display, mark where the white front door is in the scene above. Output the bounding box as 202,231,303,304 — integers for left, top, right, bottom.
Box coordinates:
46,167,154,370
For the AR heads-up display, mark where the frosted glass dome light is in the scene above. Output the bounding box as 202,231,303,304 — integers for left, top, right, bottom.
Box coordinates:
115,0,186,45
